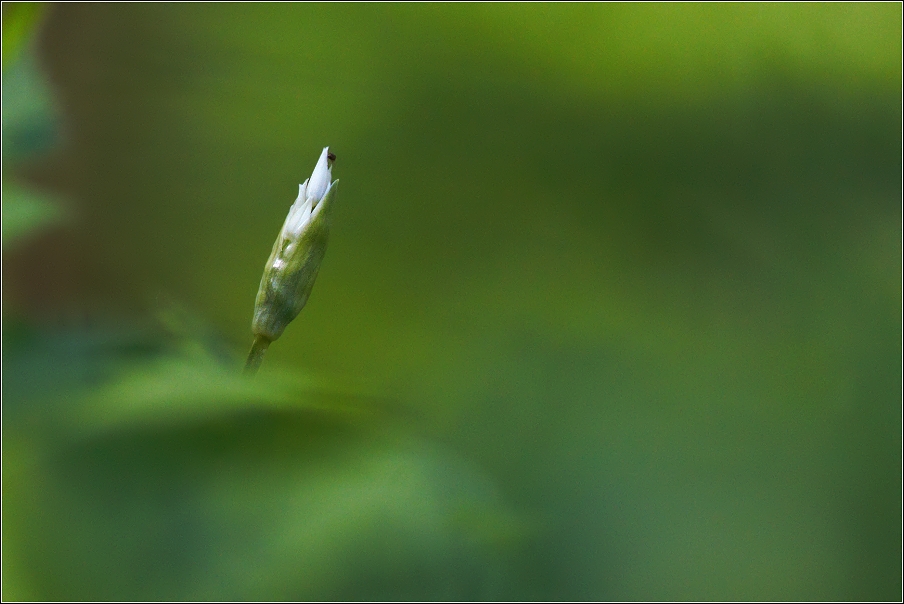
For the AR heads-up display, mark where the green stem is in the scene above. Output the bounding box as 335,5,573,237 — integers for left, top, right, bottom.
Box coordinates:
243,335,271,376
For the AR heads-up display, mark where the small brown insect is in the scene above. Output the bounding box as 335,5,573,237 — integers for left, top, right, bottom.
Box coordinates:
327,152,336,162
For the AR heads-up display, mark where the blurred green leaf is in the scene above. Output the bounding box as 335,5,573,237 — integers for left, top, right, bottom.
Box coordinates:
1,180,66,248
1,2,44,71
3,319,520,601
1,43,60,161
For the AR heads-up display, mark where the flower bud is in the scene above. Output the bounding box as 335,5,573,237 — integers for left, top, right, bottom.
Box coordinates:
251,147,338,342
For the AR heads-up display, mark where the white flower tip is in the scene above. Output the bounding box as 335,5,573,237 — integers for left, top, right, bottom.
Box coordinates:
306,146,333,205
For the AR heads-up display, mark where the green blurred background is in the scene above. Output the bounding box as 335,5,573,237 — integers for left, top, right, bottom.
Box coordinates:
2,3,901,601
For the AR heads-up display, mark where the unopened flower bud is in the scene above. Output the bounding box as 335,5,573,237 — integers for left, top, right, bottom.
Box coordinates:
251,147,338,344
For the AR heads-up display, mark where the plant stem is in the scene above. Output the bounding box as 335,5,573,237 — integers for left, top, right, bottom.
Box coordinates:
244,335,271,376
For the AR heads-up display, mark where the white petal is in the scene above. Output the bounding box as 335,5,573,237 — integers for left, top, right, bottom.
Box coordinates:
284,197,313,236
306,147,332,204
312,180,334,217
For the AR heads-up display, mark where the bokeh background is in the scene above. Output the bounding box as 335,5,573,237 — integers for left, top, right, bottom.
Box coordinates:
2,3,901,601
